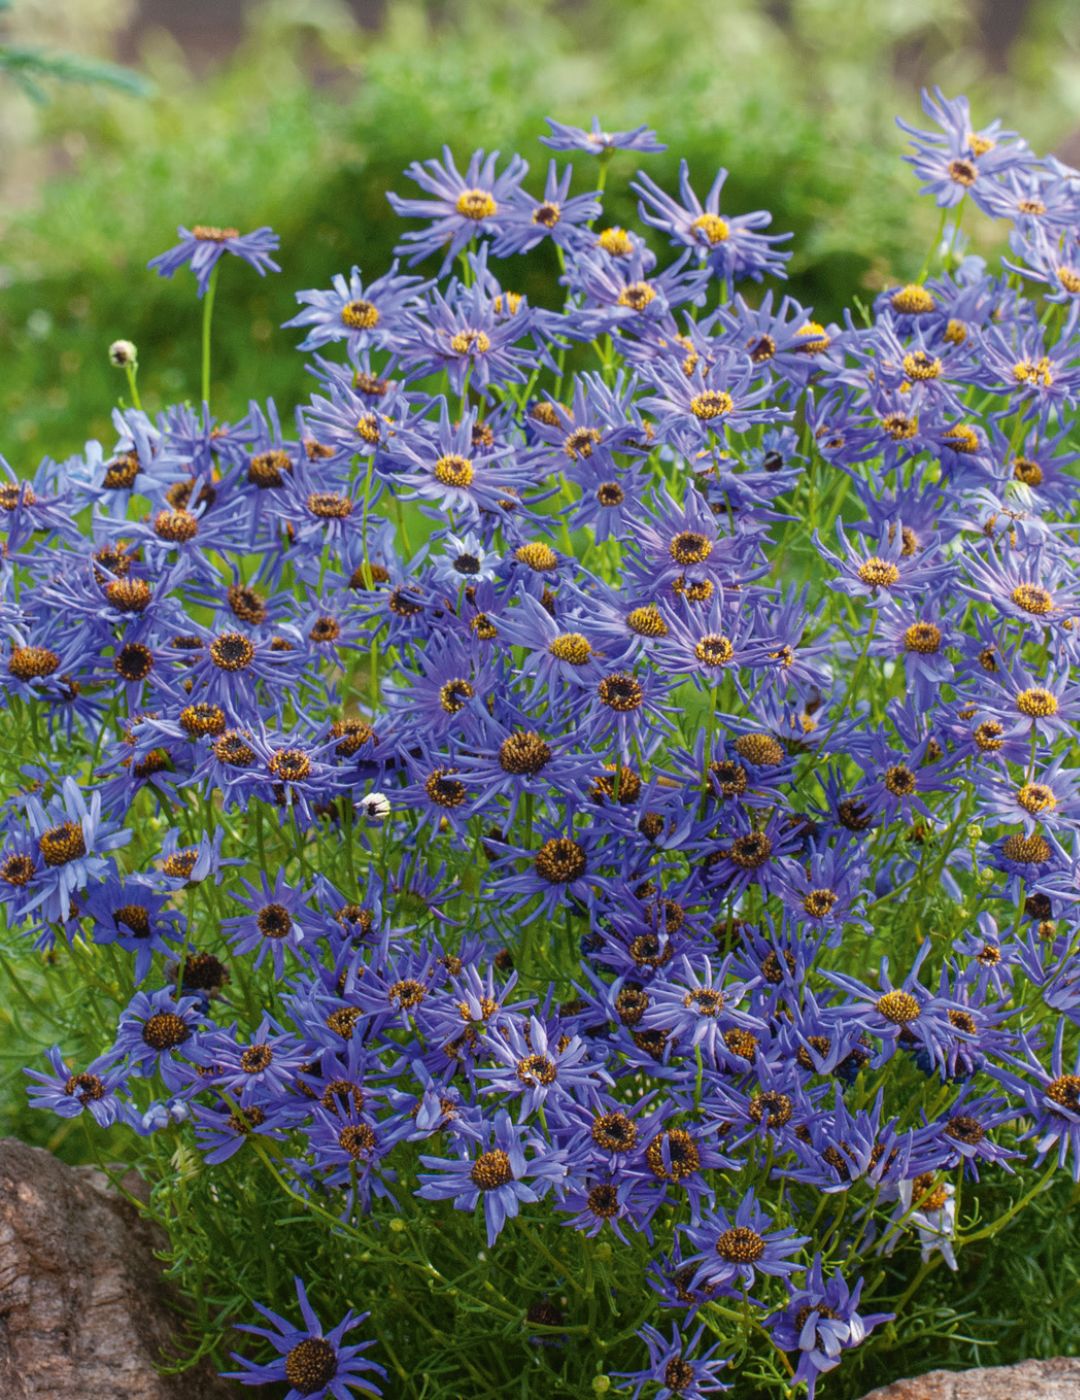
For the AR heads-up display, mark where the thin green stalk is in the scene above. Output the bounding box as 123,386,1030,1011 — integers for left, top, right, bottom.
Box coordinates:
201,262,220,407
124,360,142,411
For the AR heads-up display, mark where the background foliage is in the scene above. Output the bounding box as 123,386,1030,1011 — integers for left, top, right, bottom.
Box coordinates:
0,0,1079,463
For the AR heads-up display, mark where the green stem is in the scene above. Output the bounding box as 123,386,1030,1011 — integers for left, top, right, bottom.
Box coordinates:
201,262,219,408
124,361,142,411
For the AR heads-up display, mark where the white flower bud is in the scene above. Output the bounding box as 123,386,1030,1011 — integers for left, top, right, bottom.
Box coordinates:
358,792,390,823
109,339,138,368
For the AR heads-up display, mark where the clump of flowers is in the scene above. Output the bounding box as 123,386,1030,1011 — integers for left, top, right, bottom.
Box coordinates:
3,87,1080,1397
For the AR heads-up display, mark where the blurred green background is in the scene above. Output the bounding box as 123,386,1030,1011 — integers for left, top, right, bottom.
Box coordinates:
1,0,1080,464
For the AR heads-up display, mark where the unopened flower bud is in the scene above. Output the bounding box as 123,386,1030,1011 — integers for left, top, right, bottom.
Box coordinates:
109,339,138,368
359,792,390,823
592,1379,611,1395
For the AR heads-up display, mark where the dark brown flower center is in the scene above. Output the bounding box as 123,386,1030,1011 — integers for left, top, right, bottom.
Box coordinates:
39,822,86,868
1047,1074,1080,1110
180,702,227,737
945,1114,985,1145
257,903,292,939
240,1044,273,1074
470,1148,513,1190
877,990,921,1024
269,748,312,783
516,1054,557,1086
210,633,255,671
114,643,154,682
142,1011,190,1051
339,1123,377,1159
247,449,292,489
534,837,586,883
591,1112,637,1152
645,1129,700,1181
284,1337,338,1394
715,1226,765,1263
64,1072,106,1101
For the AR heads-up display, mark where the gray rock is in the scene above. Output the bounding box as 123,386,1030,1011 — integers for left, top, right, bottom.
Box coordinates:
0,1136,236,1399
860,1355,1080,1399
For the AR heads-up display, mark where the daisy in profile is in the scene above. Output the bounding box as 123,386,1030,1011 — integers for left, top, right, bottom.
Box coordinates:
541,116,666,155
149,225,280,297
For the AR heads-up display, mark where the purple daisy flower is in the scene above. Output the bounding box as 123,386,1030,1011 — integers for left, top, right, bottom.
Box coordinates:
540,116,666,155
632,161,791,285
26,1045,129,1128
638,954,762,1066
897,86,1032,211
990,1021,1080,1180
112,988,206,1090
477,1013,612,1121
614,1322,731,1398
387,145,528,271
814,519,952,607
416,1108,566,1245
492,161,601,257
224,1276,385,1398
148,224,280,298
679,1188,807,1297
822,948,968,1071
283,262,430,354
766,1257,892,1400
19,777,130,923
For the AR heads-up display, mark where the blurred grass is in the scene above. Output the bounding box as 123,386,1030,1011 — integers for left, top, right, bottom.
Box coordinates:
2,0,1078,463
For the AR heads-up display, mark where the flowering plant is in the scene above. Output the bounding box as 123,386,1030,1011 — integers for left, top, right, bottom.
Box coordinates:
3,88,1080,1397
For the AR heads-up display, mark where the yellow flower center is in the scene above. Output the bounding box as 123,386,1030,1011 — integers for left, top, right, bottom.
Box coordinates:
694,634,734,667
796,322,831,354
617,282,656,311
1011,583,1054,616
433,454,474,488
690,212,729,244
857,558,900,588
341,299,380,330
882,412,918,440
943,423,979,453
450,329,491,355
1002,832,1051,864
902,351,942,381
1016,687,1058,718
690,390,733,421
549,633,592,664
626,604,668,638
904,622,942,654
456,189,497,220
890,284,935,315
515,542,558,571
1012,357,1054,388
877,990,921,1024
597,227,633,255
1017,782,1056,815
